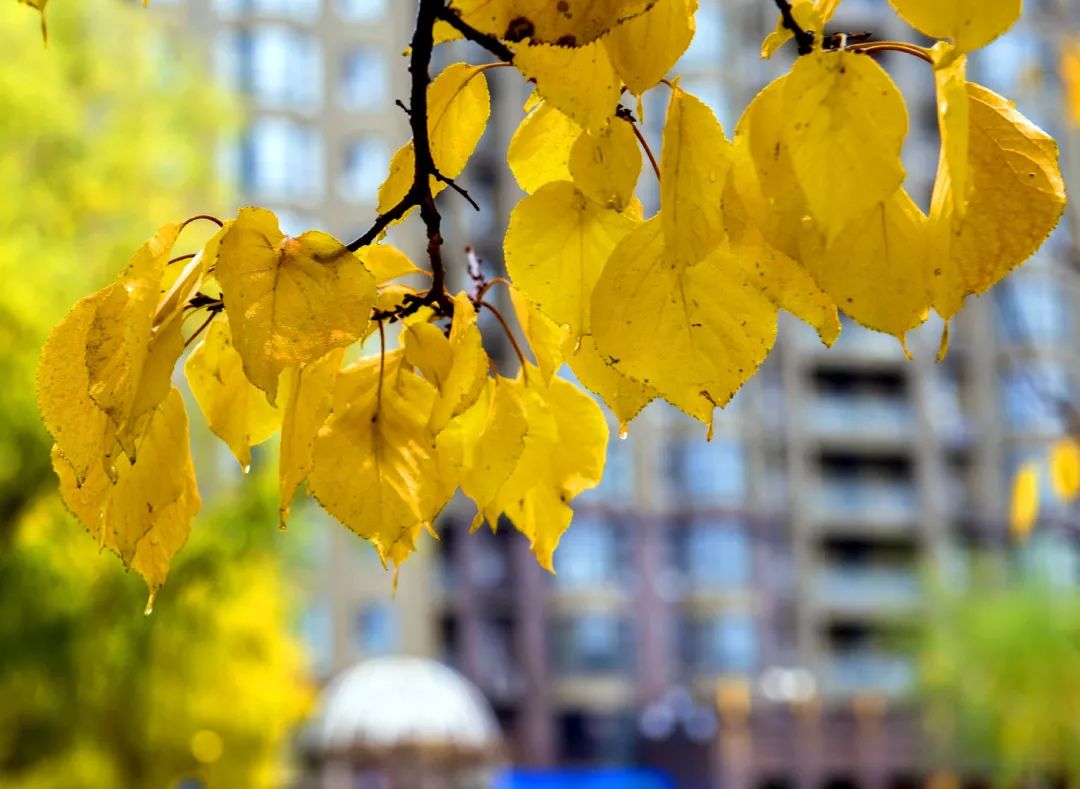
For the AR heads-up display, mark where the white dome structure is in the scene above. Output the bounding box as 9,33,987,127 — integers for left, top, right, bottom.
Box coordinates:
308,655,503,768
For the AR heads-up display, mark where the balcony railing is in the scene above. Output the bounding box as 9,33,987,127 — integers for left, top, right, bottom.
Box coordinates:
821,652,916,698
808,481,920,526
816,567,922,610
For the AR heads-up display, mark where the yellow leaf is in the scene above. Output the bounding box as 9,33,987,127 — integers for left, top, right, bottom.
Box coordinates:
1050,439,1080,503
886,0,1020,52
505,181,638,338
53,388,200,596
436,377,528,519
931,43,970,220
804,190,931,337
507,101,580,194
403,322,453,387
185,317,282,473
155,222,227,326
308,361,447,566
730,75,816,262
604,0,697,94
723,180,841,346
569,118,641,211
216,207,376,404
567,334,655,429
429,293,489,432
1063,40,1080,129
782,51,908,243
358,243,421,286
480,370,607,570
509,286,571,382
929,83,1066,319
37,292,113,486
447,0,656,46
1009,462,1040,541
86,223,182,442
513,40,621,132
377,63,491,214
660,86,733,266
590,218,777,424
278,348,346,527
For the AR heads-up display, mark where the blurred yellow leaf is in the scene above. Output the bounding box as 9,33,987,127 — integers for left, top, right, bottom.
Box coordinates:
1009,462,1040,541
1063,41,1080,129
1050,439,1080,503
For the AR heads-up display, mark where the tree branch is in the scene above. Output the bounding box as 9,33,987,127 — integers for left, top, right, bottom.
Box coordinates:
773,0,815,56
434,4,515,63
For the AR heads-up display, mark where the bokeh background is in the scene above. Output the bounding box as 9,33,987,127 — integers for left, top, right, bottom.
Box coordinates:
4,0,1080,787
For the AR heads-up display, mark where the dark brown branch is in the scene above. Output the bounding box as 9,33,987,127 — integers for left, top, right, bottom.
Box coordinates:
435,169,480,211
434,5,515,63
773,0,815,55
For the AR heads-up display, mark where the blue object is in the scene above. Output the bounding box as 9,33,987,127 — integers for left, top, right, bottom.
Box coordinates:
496,768,674,789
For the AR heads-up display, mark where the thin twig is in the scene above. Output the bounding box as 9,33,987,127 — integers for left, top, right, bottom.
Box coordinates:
433,5,515,63
480,301,528,375
619,112,660,181
168,253,197,266
183,309,218,349
179,214,224,232
474,277,512,304
773,0,815,55
844,40,933,63
435,170,480,211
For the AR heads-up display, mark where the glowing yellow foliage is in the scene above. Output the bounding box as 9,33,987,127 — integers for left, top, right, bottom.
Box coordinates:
567,335,655,429
930,83,1066,319
569,119,641,211
185,317,281,473
660,86,733,266
604,0,697,94
783,51,907,244
760,0,838,59
505,181,638,338
887,0,1021,52
1063,41,1080,129
508,101,579,193
591,218,777,424
509,286,571,383
1009,462,1040,541
513,40,621,132
1050,439,1080,503
931,43,970,220
377,62,491,214
359,243,422,285
53,389,200,598
215,207,376,404
447,0,656,46
308,360,447,566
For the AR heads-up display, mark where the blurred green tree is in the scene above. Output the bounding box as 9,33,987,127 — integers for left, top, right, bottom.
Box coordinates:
0,1,312,786
920,548,1080,784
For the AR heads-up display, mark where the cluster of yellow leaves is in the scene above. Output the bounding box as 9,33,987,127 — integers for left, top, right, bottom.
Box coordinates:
36,0,1068,602
1009,439,1080,541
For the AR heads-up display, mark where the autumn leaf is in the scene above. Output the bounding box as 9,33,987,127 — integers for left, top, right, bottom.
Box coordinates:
185,317,281,473
1049,439,1080,503
447,0,657,46
661,86,733,266
53,388,200,599
929,82,1066,319
358,243,422,286
567,334,655,430
278,348,345,527
505,181,637,339
569,118,642,211
508,286,571,383
508,100,579,194
887,0,1021,52
782,50,907,244
931,43,970,220
513,40,621,132
1009,462,1040,541
377,62,490,214
215,207,376,404
591,218,777,424
603,0,697,95
308,358,447,566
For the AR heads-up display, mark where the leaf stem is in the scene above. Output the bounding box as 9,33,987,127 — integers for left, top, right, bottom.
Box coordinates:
844,40,933,63
480,300,528,376
179,214,224,232
183,309,218,349
622,114,660,182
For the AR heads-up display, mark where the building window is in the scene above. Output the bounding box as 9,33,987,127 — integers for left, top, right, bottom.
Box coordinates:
336,0,386,21
553,515,623,588
670,437,746,504
341,47,388,110
684,614,757,675
579,432,633,504
217,26,322,110
678,519,751,589
354,601,397,656
996,278,1072,345
553,615,632,674
339,137,390,203
241,118,323,201
1001,363,1068,433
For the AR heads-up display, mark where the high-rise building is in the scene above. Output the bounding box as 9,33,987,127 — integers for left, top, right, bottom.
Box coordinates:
161,0,1080,785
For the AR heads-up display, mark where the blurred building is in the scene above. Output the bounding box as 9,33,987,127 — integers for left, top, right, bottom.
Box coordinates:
162,0,1080,786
